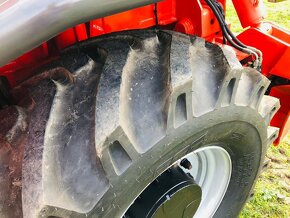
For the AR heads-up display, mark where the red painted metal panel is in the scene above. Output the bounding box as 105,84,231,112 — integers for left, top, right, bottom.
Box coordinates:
237,23,290,78
270,47,290,80
232,0,266,28
75,24,89,42
102,6,155,33
0,43,49,87
270,85,290,145
55,28,78,50
175,0,222,38
89,0,177,38
157,0,177,25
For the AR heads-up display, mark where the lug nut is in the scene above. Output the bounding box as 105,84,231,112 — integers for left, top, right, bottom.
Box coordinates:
180,158,192,170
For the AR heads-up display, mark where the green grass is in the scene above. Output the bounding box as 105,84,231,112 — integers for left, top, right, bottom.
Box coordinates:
226,2,290,217
240,136,290,218
226,0,290,33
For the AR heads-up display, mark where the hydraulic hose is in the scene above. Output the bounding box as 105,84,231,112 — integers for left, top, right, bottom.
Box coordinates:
204,0,262,69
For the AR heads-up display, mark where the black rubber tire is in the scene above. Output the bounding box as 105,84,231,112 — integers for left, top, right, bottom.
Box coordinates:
0,30,280,218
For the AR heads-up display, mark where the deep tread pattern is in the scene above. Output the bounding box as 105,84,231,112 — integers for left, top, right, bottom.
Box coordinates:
217,69,242,108
0,30,280,218
94,40,132,155
0,106,27,218
266,126,279,147
41,58,109,213
167,33,193,131
236,68,269,108
190,39,230,116
15,56,109,217
120,33,171,153
259,95,280,125
21,79,57,218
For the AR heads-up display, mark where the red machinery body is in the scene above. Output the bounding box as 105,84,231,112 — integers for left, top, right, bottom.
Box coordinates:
0,0,289,144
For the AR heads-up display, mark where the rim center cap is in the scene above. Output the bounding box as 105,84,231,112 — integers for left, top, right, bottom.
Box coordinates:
125,166,202,218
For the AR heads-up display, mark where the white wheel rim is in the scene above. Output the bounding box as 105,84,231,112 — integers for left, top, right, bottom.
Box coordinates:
124,146,232,218
177,146,232,218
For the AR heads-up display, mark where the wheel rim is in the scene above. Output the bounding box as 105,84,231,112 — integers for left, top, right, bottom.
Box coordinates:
178,146,232,218
125,146,232,218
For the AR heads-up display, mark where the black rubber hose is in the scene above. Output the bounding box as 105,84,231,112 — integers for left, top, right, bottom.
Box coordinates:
204,0,261,69
212,0,247,48
206,1,260,57
210,0,262,57
211,0,248,48
204,0,247,52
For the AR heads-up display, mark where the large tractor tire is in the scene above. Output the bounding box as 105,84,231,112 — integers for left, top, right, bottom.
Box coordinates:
0,30,279,218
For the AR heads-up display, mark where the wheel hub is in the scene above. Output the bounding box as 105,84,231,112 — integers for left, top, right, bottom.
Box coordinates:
124,146,232,218
125,166,202,218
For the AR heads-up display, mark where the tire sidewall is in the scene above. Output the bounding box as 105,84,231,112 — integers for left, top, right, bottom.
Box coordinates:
93,106,267,218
